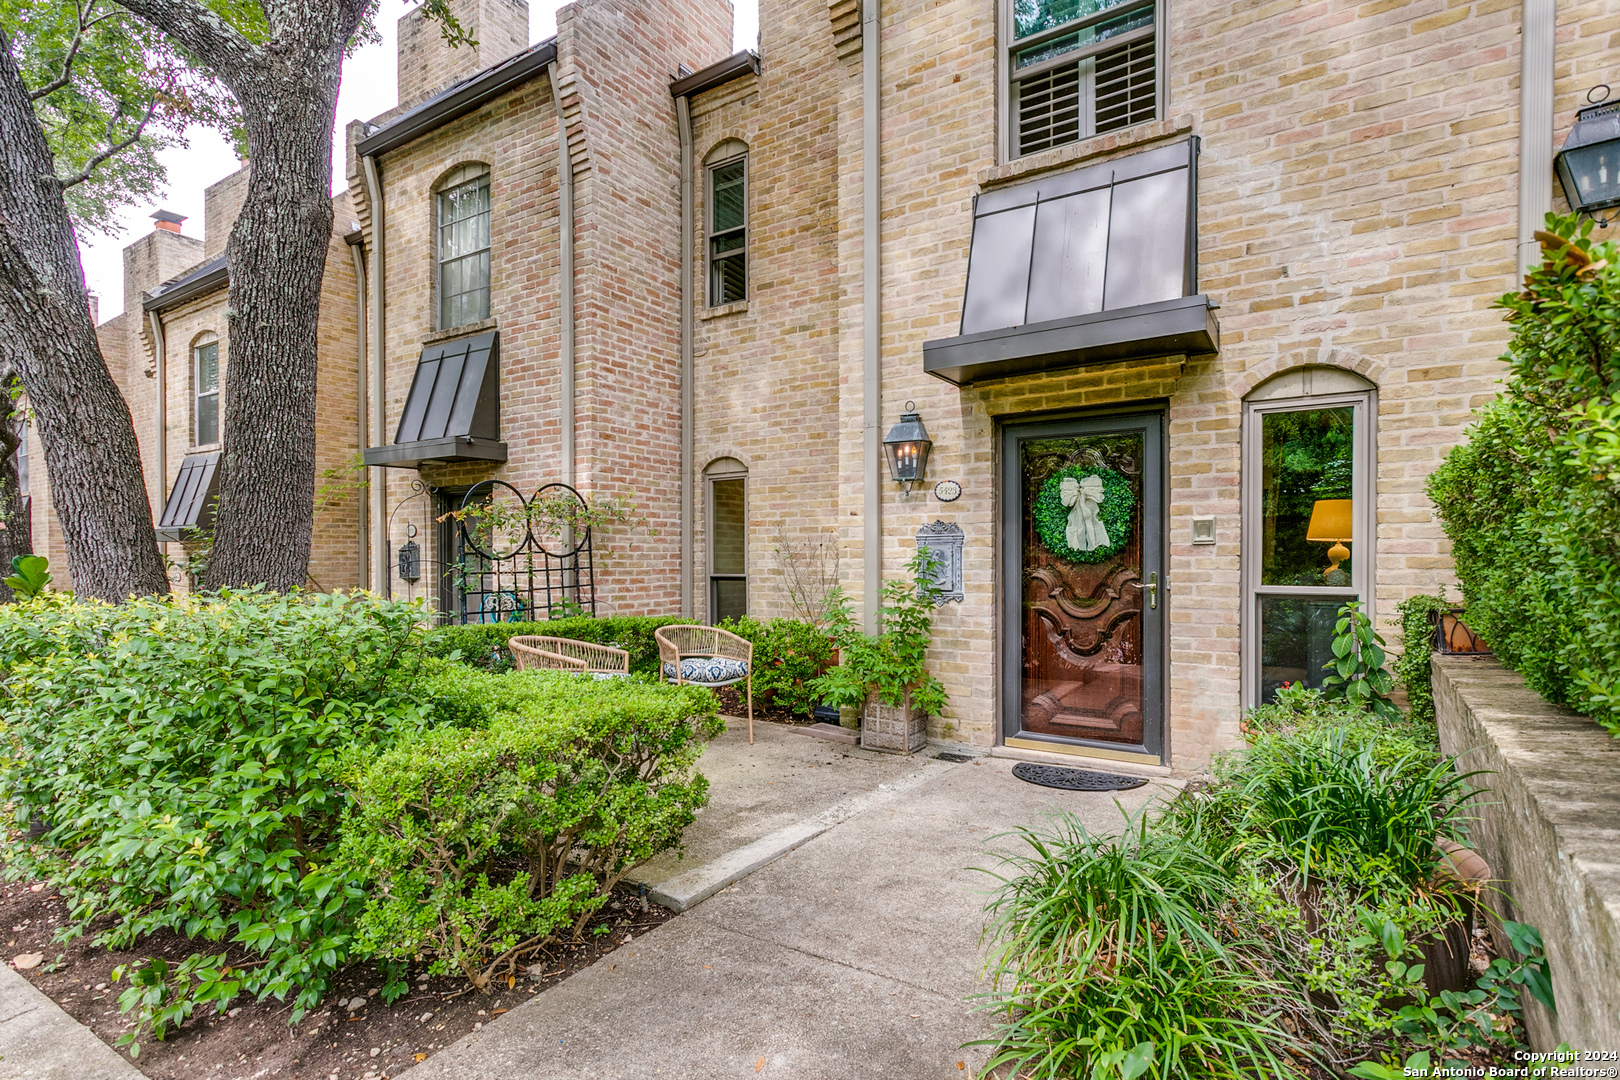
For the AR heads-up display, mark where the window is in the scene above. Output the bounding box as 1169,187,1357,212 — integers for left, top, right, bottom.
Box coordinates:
1005,0,1159,159
193,334,219,446
1241,368,1376,708
437,163,491,329
707,147,747,305
706,458,747,621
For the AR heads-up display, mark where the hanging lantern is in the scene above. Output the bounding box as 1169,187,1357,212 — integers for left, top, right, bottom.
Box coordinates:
1556,88,1620,217
882,401,933,495
398,538,420,583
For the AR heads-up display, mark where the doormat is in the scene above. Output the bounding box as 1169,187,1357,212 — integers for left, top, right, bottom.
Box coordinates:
1011,761,1148,792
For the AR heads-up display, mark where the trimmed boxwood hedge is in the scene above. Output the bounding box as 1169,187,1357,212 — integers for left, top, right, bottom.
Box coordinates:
424,615,691,675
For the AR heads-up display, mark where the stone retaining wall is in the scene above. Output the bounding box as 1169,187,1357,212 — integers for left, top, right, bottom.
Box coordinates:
1433,655,1620,1051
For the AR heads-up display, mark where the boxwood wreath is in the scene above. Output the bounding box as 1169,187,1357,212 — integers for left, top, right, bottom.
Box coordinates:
1032,466,1135,563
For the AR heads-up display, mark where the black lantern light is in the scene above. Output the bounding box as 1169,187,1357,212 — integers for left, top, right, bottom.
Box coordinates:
883,401,932,495
1556,87,1620,219
398,524,420,583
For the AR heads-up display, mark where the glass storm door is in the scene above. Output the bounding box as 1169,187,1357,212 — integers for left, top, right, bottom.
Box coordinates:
1003,412,1164,760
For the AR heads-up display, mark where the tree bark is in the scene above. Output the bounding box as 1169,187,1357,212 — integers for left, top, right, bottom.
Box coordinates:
117,0,367,591
0,362,33,604
0,42,170,602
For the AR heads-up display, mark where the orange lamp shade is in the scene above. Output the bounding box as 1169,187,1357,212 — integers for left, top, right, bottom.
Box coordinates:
1305,499,1354,543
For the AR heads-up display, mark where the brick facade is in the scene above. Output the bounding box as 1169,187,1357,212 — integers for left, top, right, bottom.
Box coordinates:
24,0,1610,771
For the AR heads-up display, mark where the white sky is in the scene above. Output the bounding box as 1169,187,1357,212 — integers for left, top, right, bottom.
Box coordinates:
77,0,758,319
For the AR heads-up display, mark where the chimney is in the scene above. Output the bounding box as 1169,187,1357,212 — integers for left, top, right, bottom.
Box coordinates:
150,209,186,234
397,0,529,110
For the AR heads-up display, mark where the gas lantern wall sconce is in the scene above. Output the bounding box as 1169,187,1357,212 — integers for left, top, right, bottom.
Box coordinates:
1556,86,1620,222
883,401,933,496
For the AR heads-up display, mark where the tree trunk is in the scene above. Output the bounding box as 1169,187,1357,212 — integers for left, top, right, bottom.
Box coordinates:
115,1,361,592
0,42,170,602
0,364,33,604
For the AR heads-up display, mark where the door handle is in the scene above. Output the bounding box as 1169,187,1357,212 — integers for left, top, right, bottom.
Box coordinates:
1129,572,1158,610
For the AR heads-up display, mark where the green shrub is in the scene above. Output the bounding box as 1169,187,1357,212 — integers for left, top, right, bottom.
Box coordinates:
975,812,1301,1079
335,667,721,992
0,590,433,1050
1320,601,1401,721
1394,593,1451,726
1428,214,1620,736
812,548,949,718
424,615,689,675
718,615,835,717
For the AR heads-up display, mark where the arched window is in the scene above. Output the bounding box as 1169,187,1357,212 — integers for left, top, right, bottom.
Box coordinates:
704,141,748,306
193,332,219,446
705,457,748,621
1242,366,1376,708
437,163,491,329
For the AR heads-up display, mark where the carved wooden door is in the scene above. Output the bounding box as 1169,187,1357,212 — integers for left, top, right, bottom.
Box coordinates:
1003,414,1164,758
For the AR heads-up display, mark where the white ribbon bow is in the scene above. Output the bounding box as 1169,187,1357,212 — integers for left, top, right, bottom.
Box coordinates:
1059,474,1110,552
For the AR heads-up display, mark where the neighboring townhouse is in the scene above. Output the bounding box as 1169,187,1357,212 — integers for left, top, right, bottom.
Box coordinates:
31,169,366,594
24,0,1611,772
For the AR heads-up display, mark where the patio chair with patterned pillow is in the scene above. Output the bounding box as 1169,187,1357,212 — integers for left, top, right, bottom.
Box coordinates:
654,624,754,743
509,636,631,676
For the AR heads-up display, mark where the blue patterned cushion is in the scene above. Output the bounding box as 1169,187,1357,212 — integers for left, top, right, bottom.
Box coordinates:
663,657,749,684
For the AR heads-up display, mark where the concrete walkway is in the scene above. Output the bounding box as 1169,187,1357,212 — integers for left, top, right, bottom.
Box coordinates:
0,964,143,1080
399,718,1176,1079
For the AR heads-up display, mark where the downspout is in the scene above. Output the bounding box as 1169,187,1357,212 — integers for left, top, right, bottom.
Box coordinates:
549,62,576,490
362,153,387,593
146,310,166,537
676,93,695,619
348,236,369,589
1518,0,1555,276
862,0,883,631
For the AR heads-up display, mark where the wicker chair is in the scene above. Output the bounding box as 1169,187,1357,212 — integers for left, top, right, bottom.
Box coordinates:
654,625,754,743
509,636,630,675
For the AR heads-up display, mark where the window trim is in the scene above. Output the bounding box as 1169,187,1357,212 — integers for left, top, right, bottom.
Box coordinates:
435,163,492,331
1240,387,1377,711
192,334,220,448
704,459,748,623
705,151,748,307
998,0,1167,163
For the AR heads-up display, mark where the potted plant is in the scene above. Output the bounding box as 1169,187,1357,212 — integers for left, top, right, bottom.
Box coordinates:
812,548,948,755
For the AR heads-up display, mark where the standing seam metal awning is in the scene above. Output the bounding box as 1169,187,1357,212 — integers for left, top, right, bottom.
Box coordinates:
155,452,220,542
923,138,1218,385
363,330,507,468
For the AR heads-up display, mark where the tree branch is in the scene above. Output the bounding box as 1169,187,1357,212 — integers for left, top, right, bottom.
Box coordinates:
57,93,160,190
110,0,259,77
27,0,94,102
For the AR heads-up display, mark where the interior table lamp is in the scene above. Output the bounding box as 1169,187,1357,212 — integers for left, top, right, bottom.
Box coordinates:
1306,499,1353,576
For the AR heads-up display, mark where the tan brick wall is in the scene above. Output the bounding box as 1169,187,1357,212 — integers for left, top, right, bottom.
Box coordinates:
397,0,531,111
354,0,731,619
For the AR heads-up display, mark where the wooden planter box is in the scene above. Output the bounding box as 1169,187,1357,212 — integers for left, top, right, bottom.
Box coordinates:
860,689,927,755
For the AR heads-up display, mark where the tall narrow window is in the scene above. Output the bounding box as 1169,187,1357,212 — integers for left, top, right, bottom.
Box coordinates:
193,334,219,446
1005,0,1159,158
708,152,747,305
1242,369,1375,708
437,163,491,329
706,458,748,621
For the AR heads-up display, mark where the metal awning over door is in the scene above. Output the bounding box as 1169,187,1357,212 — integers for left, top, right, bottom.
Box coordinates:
363,330,507,469
923,138,1217,386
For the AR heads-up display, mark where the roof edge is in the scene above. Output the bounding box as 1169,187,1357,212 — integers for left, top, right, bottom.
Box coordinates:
143,257,228,313
671,50,759,99
357,39,559,159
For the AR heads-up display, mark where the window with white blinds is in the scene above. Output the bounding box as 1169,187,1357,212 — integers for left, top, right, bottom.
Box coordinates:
1008,0,1159,158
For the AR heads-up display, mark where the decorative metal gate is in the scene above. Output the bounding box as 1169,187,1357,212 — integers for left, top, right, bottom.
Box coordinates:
385,479,597,624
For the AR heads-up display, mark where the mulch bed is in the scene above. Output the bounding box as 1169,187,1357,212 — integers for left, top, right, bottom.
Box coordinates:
0,879,672,1080
712,685,820,726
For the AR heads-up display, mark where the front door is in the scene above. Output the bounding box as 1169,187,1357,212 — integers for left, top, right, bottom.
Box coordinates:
1002,412,1165,761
